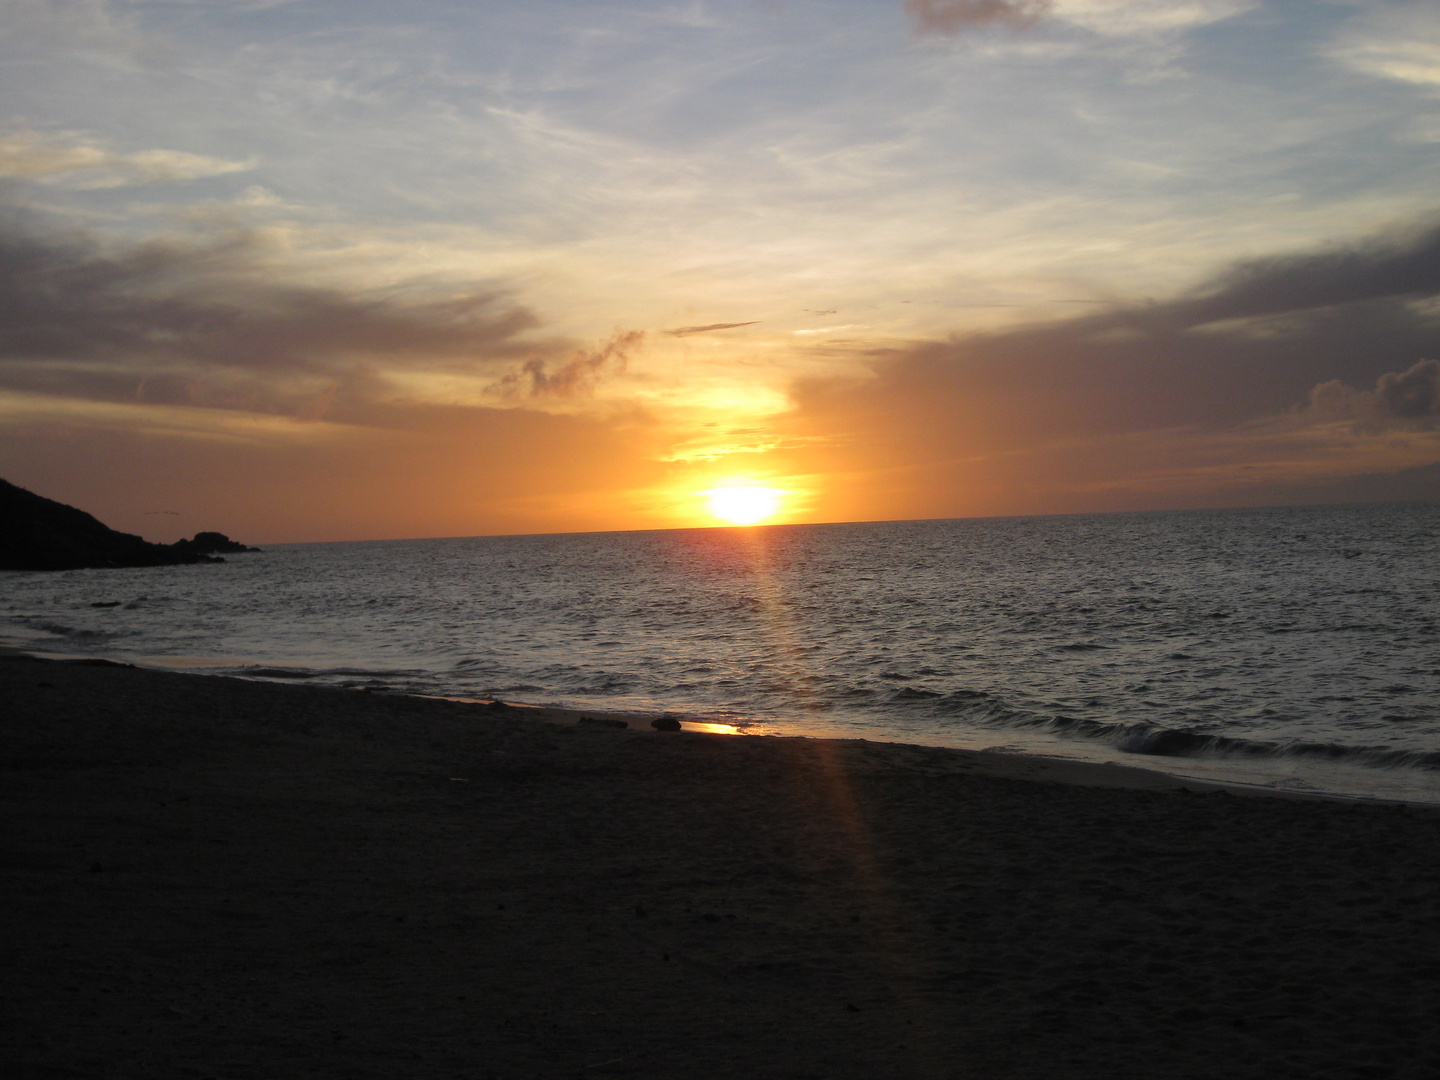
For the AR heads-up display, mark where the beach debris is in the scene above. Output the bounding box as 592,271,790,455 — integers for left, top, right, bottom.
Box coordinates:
90,601,121,608
578,715,627,729
651,716,682,731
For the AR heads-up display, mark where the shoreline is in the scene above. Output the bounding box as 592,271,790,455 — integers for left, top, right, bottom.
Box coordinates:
453,695,1414,806
6,649,1440,1078
9,644,1434,807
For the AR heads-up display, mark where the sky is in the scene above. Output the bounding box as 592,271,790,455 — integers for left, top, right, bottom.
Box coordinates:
0,0,1438,542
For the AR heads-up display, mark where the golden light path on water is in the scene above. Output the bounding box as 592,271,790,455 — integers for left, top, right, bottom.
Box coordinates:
722,523,945,1061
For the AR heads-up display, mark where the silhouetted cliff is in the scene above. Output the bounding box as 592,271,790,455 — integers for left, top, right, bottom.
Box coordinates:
0,479,258,571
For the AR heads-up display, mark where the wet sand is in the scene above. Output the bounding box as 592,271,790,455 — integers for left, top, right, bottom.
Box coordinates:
4,652,1439,1079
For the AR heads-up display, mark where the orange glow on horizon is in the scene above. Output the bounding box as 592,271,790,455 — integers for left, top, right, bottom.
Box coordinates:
704,484,786,526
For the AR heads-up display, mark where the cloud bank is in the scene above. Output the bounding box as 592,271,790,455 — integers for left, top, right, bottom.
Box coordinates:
776,215,1440,518
0,224,548,419
1161,220,1440,328
0,222,671,541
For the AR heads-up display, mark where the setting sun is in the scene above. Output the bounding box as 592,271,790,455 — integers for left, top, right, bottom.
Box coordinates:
704,485,785,526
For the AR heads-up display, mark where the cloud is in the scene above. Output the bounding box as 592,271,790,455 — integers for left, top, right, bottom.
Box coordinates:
904,0,1253,39
0,0,148,58
1307,359,1440,431
1159,218,1440,329
1052,0,1255,39
774,214,1440,518
0,223,545,419
492,329,645,400
1378,358,1440,418
664,321,760,336
905,0,1053,35
0,129,255,187
0,221,667,539
1329,2,1440,90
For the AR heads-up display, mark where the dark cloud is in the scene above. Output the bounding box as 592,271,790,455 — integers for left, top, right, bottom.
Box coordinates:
871,215,1440,435
904,0,1053,35
0,223,545,417
778,215,1440,516
664,322,760,336
1308,359,1440,431
1155,219,1440,330
1379,358,1440,419
493,329,645,399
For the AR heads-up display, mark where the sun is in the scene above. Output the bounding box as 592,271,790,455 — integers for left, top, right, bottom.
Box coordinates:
704,484,785,526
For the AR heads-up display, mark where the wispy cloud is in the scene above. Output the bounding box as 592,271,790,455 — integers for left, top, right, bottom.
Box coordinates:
1328,2,1440,90
905,0,1255,40
0,0,149,59
905,0,1054,35
0,129,255,187
1052,0,1256,39
664,321,759,336
492,329,645,400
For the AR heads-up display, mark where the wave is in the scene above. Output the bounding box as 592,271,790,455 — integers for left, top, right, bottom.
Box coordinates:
883,685,1440,772
1105,721,1440,772
241,666,319,680
26,620,112,641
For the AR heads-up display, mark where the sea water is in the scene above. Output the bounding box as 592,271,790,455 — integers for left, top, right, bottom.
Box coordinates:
3,503,1437,801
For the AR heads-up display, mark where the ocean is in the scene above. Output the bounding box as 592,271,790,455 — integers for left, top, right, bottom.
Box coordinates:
3,502,1437,802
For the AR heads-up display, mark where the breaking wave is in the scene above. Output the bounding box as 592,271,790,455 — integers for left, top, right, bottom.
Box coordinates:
882,685,1440,771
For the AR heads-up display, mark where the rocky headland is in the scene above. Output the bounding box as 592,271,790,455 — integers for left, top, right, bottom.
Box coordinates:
0,478,259,572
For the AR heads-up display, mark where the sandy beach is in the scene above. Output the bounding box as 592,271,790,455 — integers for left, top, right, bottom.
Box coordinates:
4,652,1439,1080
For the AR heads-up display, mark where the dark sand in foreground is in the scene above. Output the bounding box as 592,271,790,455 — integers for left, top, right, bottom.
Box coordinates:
4,653,1439,1079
